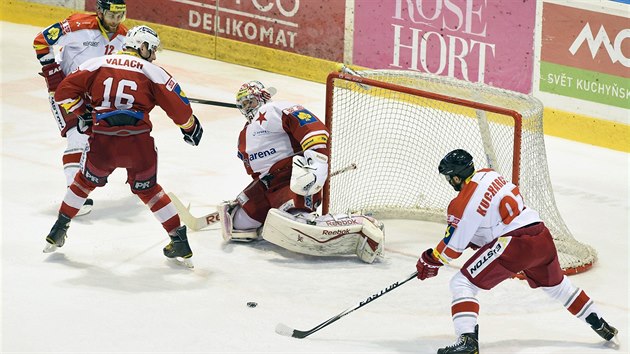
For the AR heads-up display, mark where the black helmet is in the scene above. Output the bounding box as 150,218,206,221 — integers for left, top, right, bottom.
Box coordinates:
97,0,126,12
438,149,475,179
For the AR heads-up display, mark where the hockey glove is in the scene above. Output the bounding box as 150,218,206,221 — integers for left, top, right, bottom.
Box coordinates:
77,111,93,134
181,115,203,146
416,248,443,280
290,150,329,196
39,62,65,92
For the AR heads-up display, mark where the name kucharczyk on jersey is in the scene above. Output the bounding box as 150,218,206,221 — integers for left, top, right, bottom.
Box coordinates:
476,176,508,217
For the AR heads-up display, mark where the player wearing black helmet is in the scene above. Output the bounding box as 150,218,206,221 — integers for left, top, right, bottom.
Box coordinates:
415,149,618,353
438,149,475,192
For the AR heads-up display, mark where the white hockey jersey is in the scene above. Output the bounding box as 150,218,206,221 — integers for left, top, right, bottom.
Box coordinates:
34,13,127,75
237,101,329,179
434,168,542,264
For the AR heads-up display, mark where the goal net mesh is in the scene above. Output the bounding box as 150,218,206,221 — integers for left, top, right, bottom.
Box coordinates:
323,69,596,274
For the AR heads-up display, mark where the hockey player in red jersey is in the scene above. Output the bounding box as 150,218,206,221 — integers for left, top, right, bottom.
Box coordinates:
33,0,128,216
213,81,384,263
43,25,204,268
415,149,618,353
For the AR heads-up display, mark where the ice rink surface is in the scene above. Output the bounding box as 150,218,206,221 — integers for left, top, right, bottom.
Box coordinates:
1,22,628,353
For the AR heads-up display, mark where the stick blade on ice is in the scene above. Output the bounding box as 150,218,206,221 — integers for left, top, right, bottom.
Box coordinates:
274,323,295,337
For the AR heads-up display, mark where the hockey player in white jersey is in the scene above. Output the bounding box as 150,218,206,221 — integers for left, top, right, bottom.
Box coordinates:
217,81,384,263
415,149,618,353
33,0,128,215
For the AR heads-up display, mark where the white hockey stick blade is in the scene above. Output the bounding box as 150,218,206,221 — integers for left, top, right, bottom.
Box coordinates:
275,323,294,337
339,65,370,90
167,192,220,232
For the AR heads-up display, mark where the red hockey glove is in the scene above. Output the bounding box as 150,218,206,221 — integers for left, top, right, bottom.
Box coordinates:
39,62,65,92
416,248,443,280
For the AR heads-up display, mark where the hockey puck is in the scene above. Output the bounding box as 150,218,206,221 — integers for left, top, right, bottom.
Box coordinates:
247,302,258,308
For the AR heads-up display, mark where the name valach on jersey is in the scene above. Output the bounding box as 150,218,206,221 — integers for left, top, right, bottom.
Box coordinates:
106,57,144,69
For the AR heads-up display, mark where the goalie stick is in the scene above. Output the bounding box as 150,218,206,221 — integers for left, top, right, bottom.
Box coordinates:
167,192,220,232
275,271,418,339
338,65,370,90
187,87,276,108
169,163,357,232
187,97,238,108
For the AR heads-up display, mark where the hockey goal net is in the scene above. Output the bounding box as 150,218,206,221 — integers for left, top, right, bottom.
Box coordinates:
322,69,596,275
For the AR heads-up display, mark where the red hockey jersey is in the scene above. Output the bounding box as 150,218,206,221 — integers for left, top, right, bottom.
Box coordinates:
54,51,193,134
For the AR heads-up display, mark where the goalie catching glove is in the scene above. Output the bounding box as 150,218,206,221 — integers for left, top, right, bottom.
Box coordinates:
290,150,328,196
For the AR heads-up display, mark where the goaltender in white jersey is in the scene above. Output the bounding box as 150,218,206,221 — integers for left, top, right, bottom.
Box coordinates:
185,81,384,263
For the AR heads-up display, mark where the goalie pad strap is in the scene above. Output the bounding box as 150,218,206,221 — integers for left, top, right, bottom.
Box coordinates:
218,201,260,242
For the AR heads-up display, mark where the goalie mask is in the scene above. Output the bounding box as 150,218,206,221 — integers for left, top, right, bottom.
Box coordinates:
236,81,275,123
438,149,475,192
124,25,161,60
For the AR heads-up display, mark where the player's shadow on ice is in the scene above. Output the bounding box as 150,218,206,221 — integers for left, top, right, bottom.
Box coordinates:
325,336,618,353
43,252,210,293
483,338,620,352
43,195,146,225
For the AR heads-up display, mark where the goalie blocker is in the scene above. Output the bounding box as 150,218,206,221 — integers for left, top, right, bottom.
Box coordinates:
261,209,384,263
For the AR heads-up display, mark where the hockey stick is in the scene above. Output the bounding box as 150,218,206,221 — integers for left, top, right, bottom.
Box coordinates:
188,97,238,108
187,87,277,108
167,192,220,232
169,163,357,232
330,162,357,177
339,65,371,90
275,271,418,339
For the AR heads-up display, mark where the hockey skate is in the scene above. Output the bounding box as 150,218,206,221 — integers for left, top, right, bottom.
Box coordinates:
586,313,618,342
43,214,71,253
75,198,93,217
437,325,479,354
163,225,194,268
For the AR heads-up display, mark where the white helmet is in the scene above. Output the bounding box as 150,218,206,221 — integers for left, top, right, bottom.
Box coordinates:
235,81,276,122
124,25,160,53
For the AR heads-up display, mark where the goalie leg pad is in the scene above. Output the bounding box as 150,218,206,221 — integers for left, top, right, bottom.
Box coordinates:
355,216,385,263
218,201,260,243
261,209,384,261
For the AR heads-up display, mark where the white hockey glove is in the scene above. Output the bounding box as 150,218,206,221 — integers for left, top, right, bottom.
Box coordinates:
290,150,329,196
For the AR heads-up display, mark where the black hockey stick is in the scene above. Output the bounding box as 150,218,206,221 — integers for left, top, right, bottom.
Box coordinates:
275,271,418,339
188,97,238,108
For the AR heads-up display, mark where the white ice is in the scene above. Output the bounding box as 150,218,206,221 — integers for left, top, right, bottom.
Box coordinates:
1,22,628,353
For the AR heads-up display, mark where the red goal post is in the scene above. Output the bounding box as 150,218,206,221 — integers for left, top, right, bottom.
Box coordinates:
322,70,596,275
